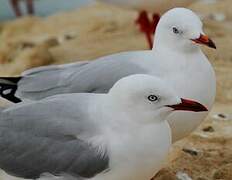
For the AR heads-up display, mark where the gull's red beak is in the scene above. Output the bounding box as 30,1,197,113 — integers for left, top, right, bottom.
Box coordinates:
191,34,216,49
167,98,208,112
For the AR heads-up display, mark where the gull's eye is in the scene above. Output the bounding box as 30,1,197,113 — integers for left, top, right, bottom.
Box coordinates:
172,27,180,34
148,95,158,102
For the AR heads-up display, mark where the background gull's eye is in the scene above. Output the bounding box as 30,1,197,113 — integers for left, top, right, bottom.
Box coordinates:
148,95,158,102
172,27,179,34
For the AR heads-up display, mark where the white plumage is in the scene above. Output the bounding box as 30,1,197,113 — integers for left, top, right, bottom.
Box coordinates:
0,8,216,142
0,74,208,180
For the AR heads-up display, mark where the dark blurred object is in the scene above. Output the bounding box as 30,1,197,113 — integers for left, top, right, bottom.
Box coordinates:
10,0,34,17
136,11,160,49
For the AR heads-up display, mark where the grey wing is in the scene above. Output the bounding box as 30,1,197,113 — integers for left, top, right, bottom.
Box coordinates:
16,51,147,100
16,61,89,98
0,95,109,179
0,61,89,103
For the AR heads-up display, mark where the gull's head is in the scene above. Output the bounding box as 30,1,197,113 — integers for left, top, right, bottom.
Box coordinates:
109,74,208,123
154,8,216,52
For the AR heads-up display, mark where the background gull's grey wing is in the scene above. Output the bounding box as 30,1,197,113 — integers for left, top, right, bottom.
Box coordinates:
17,61,90,96
0,94,109,179
0,51,149,102
21,61,90,76
0,61,89,103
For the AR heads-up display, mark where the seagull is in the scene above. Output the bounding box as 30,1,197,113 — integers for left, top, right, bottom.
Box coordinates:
0,74,207,180
98,0,198,48
0,8,216,142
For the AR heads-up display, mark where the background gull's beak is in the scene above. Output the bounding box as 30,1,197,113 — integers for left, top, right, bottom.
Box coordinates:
166,98,208,112
191,34,216,49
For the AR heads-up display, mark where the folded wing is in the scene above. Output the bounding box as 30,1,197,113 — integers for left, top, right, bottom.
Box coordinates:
0,51,147,102
0,94,109,179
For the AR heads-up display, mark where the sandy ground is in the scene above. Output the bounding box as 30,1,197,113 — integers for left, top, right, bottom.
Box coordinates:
0,0,231,179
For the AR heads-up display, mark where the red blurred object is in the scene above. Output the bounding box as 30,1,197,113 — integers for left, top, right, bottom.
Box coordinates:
136,11,160,49
10,0,34,17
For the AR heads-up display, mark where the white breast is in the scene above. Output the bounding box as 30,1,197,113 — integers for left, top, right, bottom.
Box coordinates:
167,54,216,141
153,51,215,142
132,50,216,142
93,121,171,180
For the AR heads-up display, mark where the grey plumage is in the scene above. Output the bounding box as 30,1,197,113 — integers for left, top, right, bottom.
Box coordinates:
0,94,109,179
16,51,148,100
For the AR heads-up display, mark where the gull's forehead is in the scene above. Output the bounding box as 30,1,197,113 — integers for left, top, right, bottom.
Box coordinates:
161,8,202,29
116,74,174,96
137,83,173,97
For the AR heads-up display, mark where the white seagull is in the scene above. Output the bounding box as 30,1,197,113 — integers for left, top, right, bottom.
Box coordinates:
98,0,198,48
0,74,207,180
0,8,216,142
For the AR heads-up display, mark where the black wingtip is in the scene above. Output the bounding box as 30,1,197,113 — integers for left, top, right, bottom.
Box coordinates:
0,77,22,103
0,77,22,84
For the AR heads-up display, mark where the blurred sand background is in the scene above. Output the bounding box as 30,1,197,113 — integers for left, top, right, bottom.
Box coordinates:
0,0,231,179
